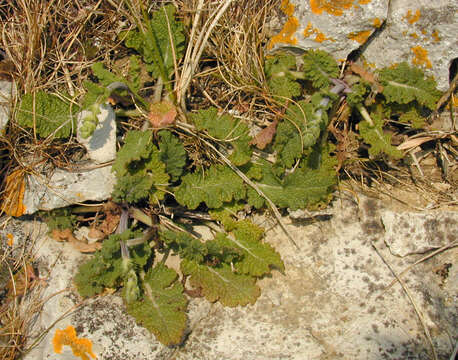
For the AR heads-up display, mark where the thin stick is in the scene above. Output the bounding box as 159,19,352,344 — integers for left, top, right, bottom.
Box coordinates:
372,242,438,360
176,123,300,249
384,241,458,291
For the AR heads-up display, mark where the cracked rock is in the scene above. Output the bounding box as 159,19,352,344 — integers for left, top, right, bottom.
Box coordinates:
363,0,458,91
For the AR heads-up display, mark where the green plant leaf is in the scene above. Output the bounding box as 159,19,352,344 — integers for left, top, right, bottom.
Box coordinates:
190,107,252,166
174,164,246,209
126,264,187,346
112,172,155,203
248,146,337,210
214,220,284,276
159,230,208,263
74,229,148,297
112,130,154,177
158,130,187,181
302,50,339,89
17,91,76,138
181,259,261,307
378,62,441,110
264,52,302,100
122,4,185,79
390,102,427,129
274,95,329,168
347,82,369,108
359,112,403,159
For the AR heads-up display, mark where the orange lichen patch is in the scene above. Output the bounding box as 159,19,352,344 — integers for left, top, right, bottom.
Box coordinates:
404,9,421,24
7,233,14,246
303,22,335,42
409,32,419,39
363,60,376,68
267,16,299,49
53,326,97,360
348,30,372,44
1,169,27,217
310,0,354,16
372,18,382,28
431,29,440,42
358,0,371,4
280,0,295,17
411,46,432,68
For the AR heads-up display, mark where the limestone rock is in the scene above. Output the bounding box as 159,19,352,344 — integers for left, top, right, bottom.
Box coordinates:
23,165,115,214
363,0,458,91
269,0,458,90
77,103,117,164
381,210,457,257
0,80,13,132
267,0,388,61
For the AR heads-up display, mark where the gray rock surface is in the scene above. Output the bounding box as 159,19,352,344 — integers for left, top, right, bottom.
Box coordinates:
11,193,456,360
363,0,458,91
23,165,115,214
269,0,457,90
0,80,13,132
382,210,457,257
77,103,117,164
268,0,387,61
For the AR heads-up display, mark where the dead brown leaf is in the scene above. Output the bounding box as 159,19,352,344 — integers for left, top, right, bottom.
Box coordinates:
249,119,278,150
51,228,101,253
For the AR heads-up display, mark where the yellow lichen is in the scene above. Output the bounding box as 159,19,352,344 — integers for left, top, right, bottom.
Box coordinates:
404,9,421,24
267,16,299,49
409,32,419,39
372,18,382,28
431,29,440,42
310,0,354,16
411,46,432,69
281,0,295,17
53,326,97,360
267,0,298,49
348,30,372,44
303,22,335,43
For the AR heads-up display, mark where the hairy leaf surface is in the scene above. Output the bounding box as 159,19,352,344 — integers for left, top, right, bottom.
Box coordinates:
378,62,440,110
17,91,75,138
214,220,284,276
359,112,403,159
126,264,187,346
274,96,329,168
181,259,261,307
190,107,252,166
264,52,302,100
158,130,187,181
174,164,246,209
122,4,185,79
112,130,154,177
74,230,148,297
302,50,339,89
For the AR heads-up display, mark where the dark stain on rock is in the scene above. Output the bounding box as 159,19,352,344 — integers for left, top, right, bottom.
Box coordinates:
362,220,384,235
362,198,378,218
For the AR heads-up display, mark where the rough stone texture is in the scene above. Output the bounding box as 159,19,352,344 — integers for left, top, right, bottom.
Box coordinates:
12,193,456,360
269,0,457,90
0,80,13,132
77,103,117,164
382,210,457,257
363,0,458,91
23,165,115,214
268,0,387,61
